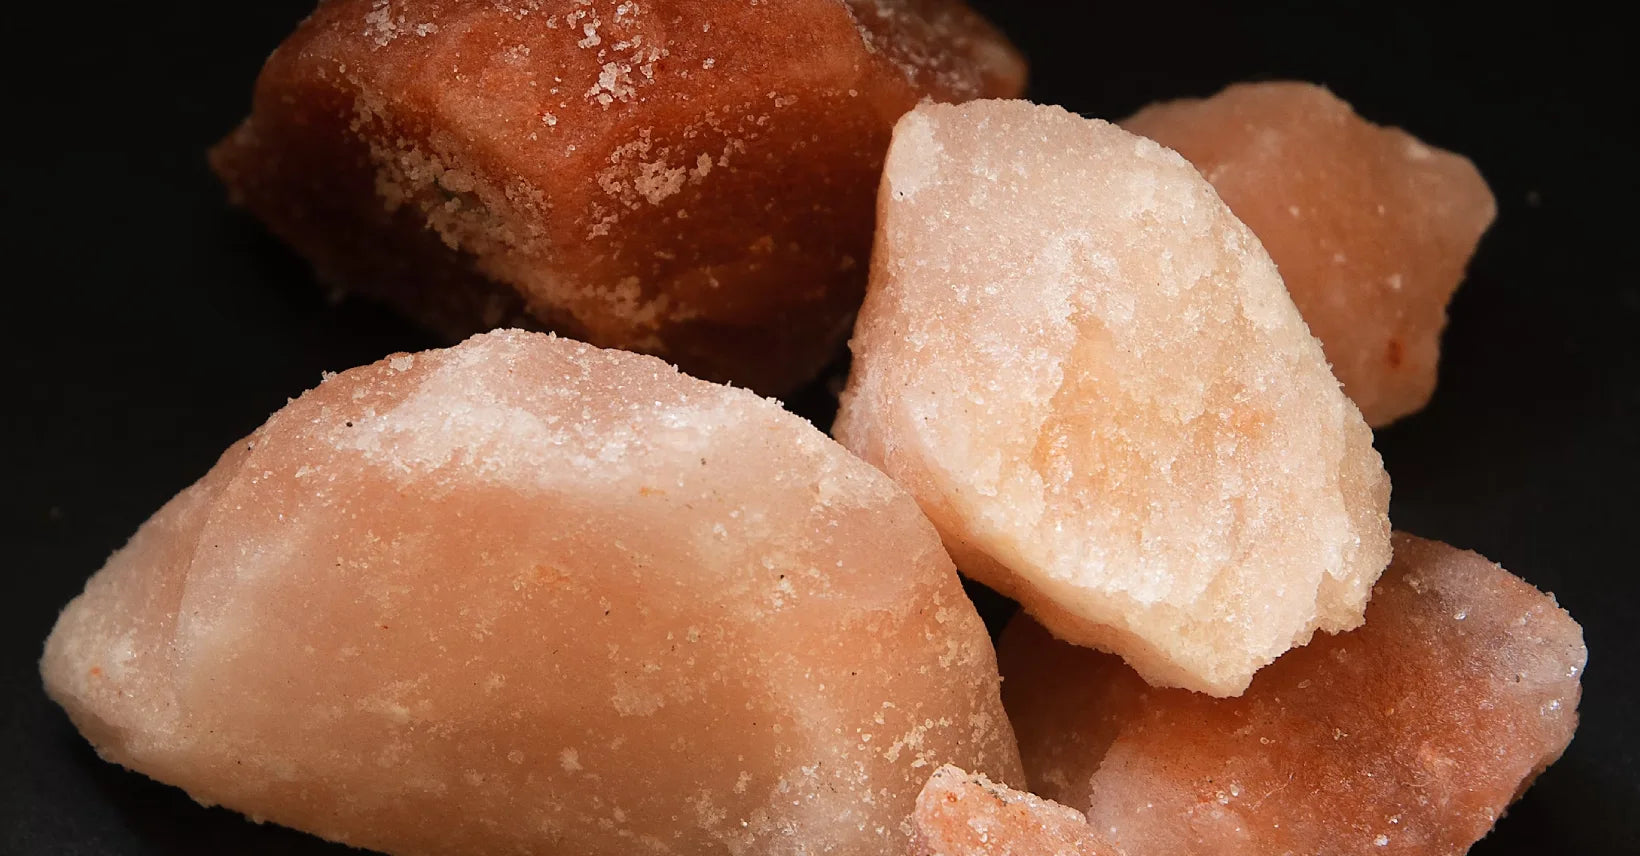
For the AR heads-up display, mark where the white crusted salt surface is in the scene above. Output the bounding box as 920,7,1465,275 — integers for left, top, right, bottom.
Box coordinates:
835,100,1392,696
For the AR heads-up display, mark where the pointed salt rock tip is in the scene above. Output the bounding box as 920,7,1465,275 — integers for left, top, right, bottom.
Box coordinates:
912,764,1119,856
209,0,1023,396
1123,81,1497,427
1000,533,1585,856
834,98,1392,697
40,329,1023,855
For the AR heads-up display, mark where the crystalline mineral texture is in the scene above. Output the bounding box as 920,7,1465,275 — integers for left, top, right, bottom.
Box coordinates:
40,330,1024,856
834,99,1392,697
1124,82,1497,426
210,0,1024,394
1000,533,1586,856
911,765,1117,856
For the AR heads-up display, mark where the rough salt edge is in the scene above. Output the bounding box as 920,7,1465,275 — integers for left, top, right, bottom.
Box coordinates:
912,764,1116,855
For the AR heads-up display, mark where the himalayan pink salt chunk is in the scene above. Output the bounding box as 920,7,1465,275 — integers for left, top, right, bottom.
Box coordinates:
834,100,1391,696
911,765,1118,856
1124,82,1497,426
1001,533,1586,856
211,0,1024,394
41,330,1024,856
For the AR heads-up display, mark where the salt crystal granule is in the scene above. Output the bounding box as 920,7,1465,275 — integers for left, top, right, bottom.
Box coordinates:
1124,82,1497,426
1001,533,1586,856
40,330,1024,855
211,0,1024,394
834,100,1391,696
911,765,1118,856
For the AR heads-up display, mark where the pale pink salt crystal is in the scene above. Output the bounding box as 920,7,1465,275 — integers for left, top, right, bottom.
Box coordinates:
911,765,1117,856
41,329,1023,856
212,0,1024,394
834,99,1391,696
1125,82,1497,426
1001,533,1585,855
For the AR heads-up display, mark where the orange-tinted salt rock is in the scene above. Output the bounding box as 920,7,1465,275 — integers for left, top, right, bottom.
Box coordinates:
1124,82,1497,426
1001,533,1585,855
911,765,1117,856
834,100,1391,697
41,330,1024,855
211,0,1023,394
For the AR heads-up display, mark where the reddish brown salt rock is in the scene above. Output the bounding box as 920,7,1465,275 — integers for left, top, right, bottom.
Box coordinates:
834,99,1391,697
41,330,1024,856
1001,533,1585,855
911,765,1117,856
211,0,1023,394
1124,82,1497,426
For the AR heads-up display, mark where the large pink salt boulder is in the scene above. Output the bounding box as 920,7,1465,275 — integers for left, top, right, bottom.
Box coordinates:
1001,533,1585,855
1125,82,1497,426
835,99,1391,697
212,0,1024,394
41,330,1024,856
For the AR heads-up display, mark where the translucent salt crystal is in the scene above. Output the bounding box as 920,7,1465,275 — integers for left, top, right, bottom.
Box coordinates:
40,330,1023,855
1124,82,1497,426
835,100,1391,696
210,0,1023,394
911,765,1118,856
1000,533,1585,855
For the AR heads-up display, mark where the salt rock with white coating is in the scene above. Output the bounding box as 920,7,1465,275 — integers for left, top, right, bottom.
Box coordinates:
911,765,1117,856
834,99,1392,696
211,0,1024,394
40,330,1024,855
1124,82,1497,426
1000,533,1585,856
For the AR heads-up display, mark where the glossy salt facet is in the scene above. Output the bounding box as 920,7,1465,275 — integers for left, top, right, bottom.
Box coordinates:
911,765,1117,856
1125,82,1497,426
835,99,1391,696
41,330,1023,856
211,0,1024,394
1001,533,1585,856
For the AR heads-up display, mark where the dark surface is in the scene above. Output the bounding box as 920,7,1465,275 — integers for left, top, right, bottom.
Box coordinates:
2,2,1635,853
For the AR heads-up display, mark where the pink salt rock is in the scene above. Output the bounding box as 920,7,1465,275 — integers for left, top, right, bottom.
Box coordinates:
1124,82,1497,426
911,765,1117,856
1000,533,1585,855
834,99,1391,697
211,0,1024,394
40,330,1024,856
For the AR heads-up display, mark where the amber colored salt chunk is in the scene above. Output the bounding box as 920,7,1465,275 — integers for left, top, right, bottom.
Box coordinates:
834,100,1391,696
40,330,1024,856
1124,82,1497,426
210,0,1024,394
911,765,1117,856
1001,533,1585,855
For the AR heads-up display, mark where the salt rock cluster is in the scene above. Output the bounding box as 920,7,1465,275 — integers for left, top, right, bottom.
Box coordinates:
1001,534,1586,855
1125,82,1497,426
835,99,1392,697
59,1,1567,846
40,330,1025,856
911,765,1117,856
211,0,1024,394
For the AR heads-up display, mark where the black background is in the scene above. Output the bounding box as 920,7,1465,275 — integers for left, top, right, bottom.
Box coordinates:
3,2,1636,853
